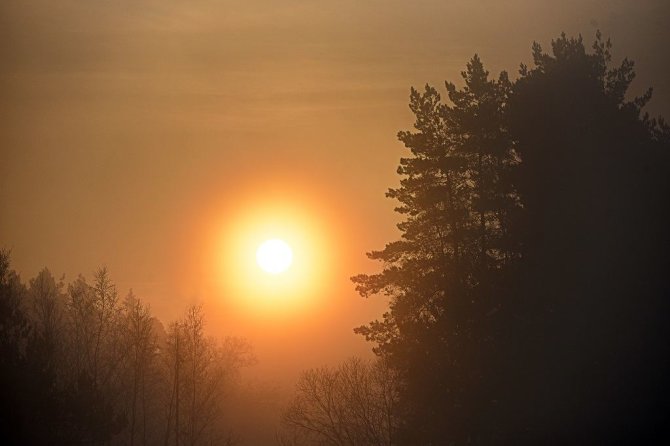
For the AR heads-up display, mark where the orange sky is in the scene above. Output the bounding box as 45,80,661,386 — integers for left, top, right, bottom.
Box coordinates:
2,0,669,385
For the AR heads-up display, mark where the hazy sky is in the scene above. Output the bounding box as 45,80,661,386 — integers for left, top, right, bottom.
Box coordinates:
2,0,669,385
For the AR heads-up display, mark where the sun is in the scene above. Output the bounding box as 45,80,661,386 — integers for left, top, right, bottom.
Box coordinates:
213,198,335,317
256,239,293,274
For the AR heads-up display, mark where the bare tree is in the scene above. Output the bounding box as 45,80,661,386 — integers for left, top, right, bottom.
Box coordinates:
65,275,96,382
61,270,126,442
91,267,122,391
163,305,254,446
26,268,65,376
2,258,254,445
164,319,184,446
281,357,399,446
121,290,156,446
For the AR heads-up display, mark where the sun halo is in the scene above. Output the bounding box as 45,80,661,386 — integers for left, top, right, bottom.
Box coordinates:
213,200,333,318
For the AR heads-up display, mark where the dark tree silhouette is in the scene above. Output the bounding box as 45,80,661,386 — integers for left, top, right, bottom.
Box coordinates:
353,32,670,444
352,55,520,444
499,32,670,443
0,249,32,443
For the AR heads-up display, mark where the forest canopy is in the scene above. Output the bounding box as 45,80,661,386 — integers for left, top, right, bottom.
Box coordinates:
0,253,254,445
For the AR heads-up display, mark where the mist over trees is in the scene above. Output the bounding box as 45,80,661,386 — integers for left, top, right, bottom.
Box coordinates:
2,31,670,445
0,254,254,445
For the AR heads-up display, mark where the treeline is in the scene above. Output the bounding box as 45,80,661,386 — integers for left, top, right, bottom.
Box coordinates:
282,33,670,444
0,254,254,445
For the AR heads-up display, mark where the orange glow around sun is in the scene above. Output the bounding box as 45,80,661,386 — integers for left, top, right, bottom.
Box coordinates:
212,198,333,318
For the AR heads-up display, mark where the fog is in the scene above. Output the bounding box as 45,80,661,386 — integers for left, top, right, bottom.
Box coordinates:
2,1,669,443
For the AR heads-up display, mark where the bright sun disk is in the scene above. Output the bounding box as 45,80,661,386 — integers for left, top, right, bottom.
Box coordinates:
256,239,293,274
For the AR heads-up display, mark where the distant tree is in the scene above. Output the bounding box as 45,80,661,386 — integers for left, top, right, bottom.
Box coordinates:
90,268,123,393
0,253,254,445
62,269,126,443
0,253,80,443
65,275,97,382
26,268,66,369
280,357,399,446
0,250,31,443
120,290,156,446
163,305,254,446
164,318,185,446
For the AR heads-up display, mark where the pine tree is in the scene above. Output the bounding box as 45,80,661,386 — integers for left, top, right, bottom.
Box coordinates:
352,55,520,443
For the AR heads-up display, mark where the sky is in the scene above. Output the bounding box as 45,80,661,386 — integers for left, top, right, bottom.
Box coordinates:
2,0,669,393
